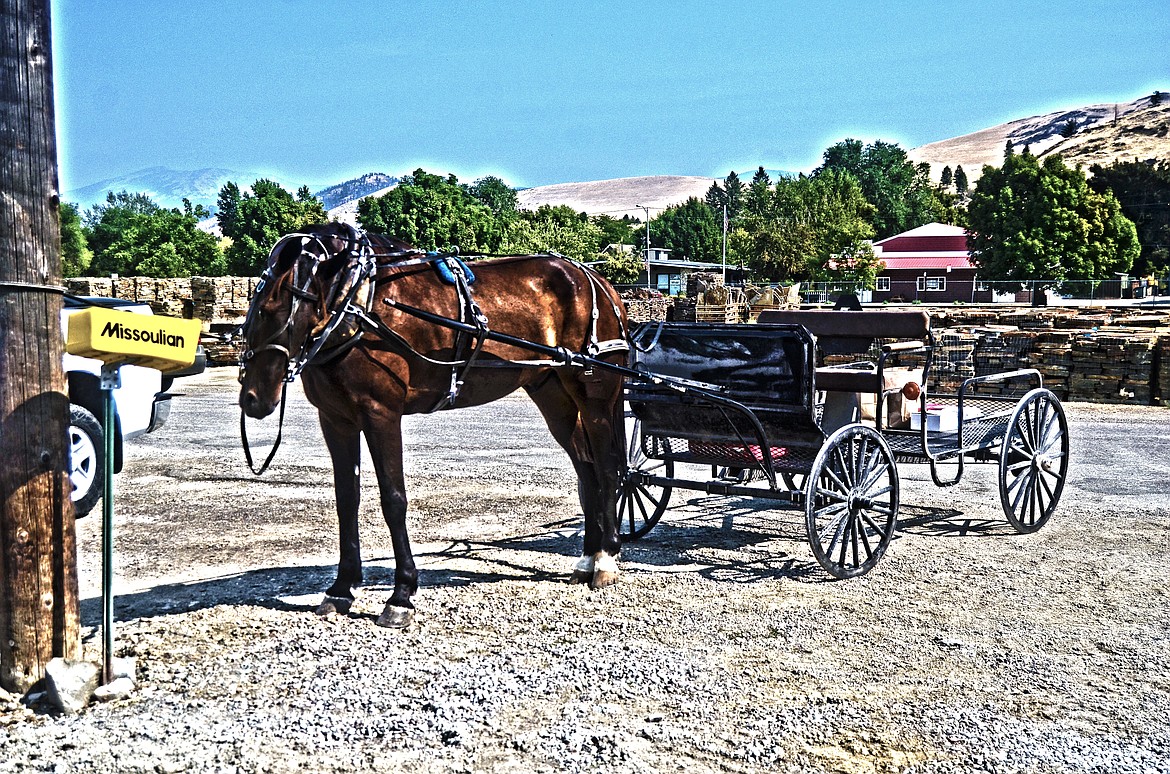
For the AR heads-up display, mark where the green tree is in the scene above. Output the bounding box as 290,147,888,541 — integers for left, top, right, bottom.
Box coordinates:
815,139,942,238
357,168,502,253
704,179,726,212
1089,159,1170,276
730,170,877,283
218,179,328,274
500,205,602,261
940,166,953,189
595,248,644,285
723,171,745,222
967,152,1139,289
468,175,519,219
85,191,160,258
59,201,92,277
745,166,772,217
953,165,969,195
86,195,224,278
650,198,721,263
591,214,638,250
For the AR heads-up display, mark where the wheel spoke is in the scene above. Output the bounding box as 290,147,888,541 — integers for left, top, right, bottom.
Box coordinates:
858,508,890,538
832,446,854,490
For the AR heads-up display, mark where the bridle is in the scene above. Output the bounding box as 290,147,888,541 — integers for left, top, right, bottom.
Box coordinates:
238,230,378,385
238,228,383,473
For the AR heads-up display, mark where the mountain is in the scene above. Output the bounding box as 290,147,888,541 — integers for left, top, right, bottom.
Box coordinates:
909,93,1169,181
313,172,398,210
63,166,257,211
516,175,719,220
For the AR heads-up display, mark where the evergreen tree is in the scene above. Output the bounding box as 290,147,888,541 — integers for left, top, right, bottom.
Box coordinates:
953,165,969,195
704,179,726,212
940,166,953,189
723,171,745,222
745,166,773,218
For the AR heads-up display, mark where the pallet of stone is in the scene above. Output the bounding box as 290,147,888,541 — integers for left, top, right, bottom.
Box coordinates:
1066,331,1158,404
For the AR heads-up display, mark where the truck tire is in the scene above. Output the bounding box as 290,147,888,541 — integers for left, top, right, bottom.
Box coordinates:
69,404,103,518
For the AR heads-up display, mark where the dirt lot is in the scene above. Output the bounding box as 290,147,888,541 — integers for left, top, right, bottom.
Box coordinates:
3,367,1169,773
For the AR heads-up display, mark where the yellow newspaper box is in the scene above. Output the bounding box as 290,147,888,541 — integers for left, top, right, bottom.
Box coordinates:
67,306,202,373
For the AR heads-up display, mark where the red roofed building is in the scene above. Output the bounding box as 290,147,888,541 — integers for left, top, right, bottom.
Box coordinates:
870,223,985,303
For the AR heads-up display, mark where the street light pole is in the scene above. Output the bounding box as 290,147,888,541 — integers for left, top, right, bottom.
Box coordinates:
638,204,652,289
722,203,728,283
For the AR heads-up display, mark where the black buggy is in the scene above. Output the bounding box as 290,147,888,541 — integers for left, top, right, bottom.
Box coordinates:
617,310,1070,579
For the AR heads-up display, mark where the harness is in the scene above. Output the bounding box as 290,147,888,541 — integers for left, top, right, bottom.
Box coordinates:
238,227,628,472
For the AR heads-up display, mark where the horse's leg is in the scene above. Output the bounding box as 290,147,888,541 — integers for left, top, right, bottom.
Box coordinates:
526,374,623,588
317,417,363,615
573,382,625,588
361,411,418,629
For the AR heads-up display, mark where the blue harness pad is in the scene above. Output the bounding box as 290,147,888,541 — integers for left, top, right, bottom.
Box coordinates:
434,256,476,285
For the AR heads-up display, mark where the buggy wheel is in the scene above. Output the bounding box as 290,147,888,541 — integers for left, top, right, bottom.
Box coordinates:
805,424,899,579
618,412,672,541
999,388,1068,533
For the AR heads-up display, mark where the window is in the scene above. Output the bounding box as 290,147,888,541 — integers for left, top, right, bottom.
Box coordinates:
875,276,891,292
917,276,946,292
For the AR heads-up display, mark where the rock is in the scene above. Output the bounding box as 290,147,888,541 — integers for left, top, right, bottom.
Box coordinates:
43,658,100,715
92,676,137,702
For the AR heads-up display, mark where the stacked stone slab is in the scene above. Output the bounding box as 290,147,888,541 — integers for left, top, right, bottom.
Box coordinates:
57,275,1170,400
622,297,670,324
191,276,256,329
1158,336,1170,405
1068,330,1159,404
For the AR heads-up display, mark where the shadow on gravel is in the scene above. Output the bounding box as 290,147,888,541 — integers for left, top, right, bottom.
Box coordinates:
896,505,1017,537
79,502,1019,628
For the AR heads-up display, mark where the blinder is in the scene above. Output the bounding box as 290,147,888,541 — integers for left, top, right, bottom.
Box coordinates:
238,232,361,383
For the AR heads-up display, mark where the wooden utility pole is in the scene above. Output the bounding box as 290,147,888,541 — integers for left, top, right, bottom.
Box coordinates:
0,0,80,693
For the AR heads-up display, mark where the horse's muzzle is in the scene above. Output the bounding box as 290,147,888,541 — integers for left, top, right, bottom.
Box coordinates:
239,387,278,419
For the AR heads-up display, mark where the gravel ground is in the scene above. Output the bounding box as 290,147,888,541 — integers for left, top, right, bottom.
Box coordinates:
2,368,1169,773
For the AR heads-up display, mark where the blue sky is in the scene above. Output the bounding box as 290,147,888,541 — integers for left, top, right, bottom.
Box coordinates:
51,0,1167,193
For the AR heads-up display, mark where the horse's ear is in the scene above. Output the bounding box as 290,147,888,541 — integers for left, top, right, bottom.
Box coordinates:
268,234,303,272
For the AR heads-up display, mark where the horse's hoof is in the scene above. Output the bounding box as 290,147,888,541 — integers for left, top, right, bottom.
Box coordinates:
568,570,592,585
590,570,620,590
316,596,353,616
376,604,415,629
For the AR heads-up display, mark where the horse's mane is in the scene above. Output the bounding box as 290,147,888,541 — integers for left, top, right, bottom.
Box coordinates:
300,222,418,258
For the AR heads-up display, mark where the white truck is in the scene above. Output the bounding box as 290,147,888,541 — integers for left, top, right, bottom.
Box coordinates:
63,296,205,516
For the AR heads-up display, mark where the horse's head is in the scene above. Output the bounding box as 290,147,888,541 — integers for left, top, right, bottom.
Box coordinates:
238,222,362,418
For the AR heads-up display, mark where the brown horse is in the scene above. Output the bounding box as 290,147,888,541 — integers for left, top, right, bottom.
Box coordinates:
238,223,629,627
